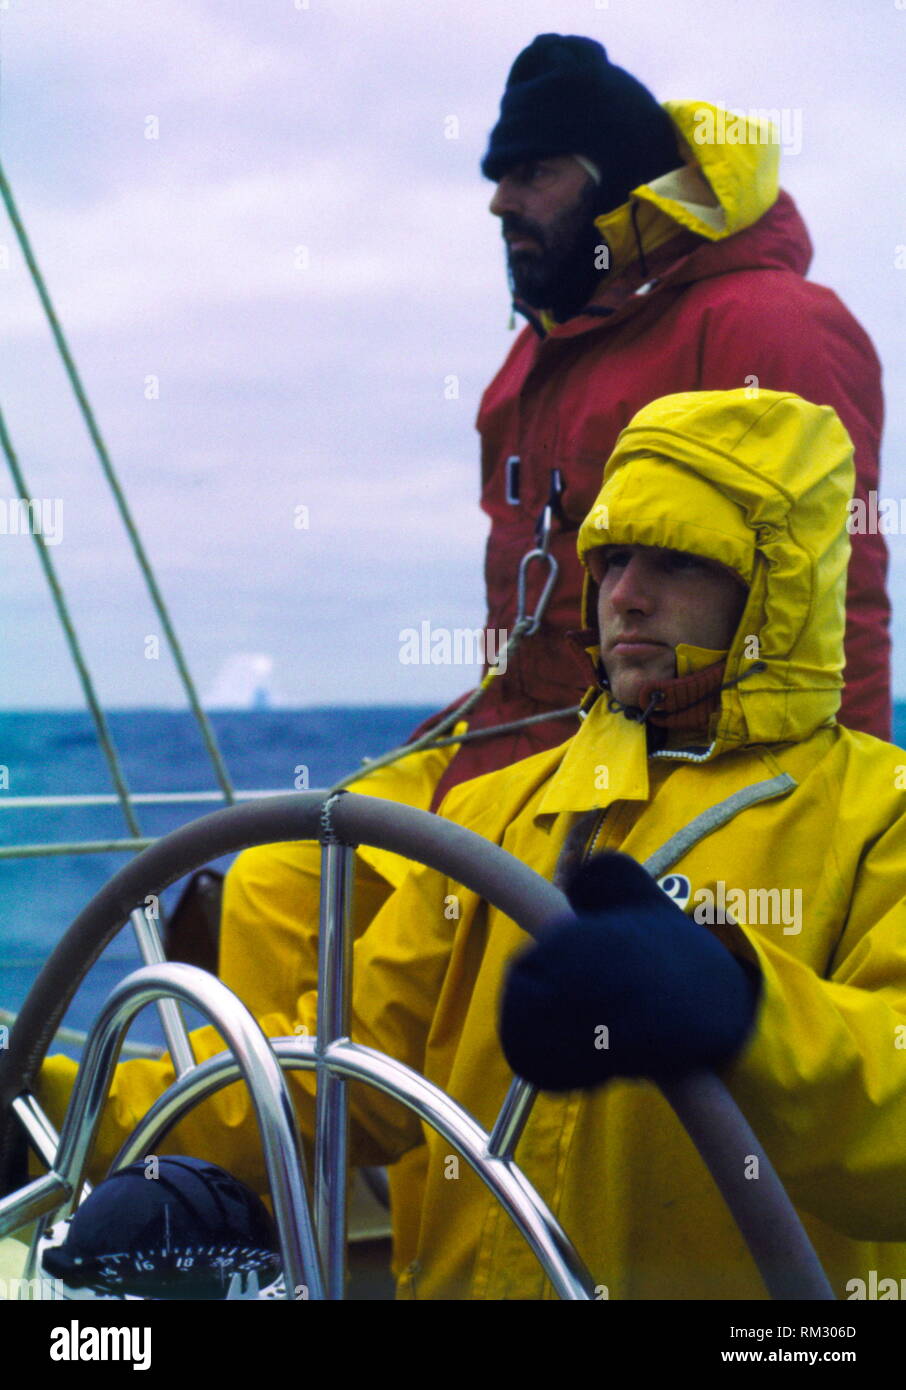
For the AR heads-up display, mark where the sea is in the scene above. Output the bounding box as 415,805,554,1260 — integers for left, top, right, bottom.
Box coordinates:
0,706,434,1053
2,703,905,1058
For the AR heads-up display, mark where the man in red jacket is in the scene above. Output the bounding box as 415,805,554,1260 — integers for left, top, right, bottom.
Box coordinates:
425,32,889,810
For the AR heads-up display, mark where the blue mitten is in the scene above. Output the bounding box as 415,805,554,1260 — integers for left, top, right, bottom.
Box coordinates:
499,851,761,1091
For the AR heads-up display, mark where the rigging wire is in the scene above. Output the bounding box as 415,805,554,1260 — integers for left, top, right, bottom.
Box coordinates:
0,406,142,840
0,162,235,806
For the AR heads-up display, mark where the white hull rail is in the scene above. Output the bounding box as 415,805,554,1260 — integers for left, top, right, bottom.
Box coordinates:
0,792,835,1300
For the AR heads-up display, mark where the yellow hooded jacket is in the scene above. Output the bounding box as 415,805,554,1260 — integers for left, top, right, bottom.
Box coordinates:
39,390,906,1300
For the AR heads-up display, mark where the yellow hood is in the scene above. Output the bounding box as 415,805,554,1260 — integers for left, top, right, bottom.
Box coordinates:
591,99,781,278
577,390,855,752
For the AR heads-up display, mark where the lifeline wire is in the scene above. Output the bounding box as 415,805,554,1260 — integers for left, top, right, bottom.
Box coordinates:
0,1010,162,1060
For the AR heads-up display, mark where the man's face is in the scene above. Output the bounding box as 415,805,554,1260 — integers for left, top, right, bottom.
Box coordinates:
488,156,603,319
590,544,749,707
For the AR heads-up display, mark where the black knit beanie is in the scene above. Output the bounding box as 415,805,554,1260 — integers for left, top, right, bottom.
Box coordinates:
482,34,680,213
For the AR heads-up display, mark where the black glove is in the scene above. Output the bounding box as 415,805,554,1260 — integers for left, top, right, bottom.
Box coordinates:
499,851,761,1091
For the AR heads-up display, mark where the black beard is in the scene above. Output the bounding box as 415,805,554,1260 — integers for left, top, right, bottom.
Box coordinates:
503,182,607,322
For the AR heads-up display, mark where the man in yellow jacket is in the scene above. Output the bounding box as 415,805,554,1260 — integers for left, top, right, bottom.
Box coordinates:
36,388,906,1299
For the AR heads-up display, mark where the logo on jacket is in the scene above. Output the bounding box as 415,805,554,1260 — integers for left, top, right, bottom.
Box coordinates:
656,873,691,910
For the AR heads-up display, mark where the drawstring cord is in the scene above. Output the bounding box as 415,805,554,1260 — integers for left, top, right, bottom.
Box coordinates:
602,661,768,726
607,689,664,724
630,200,650,282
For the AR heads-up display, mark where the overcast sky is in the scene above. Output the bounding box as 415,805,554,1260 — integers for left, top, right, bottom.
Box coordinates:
1,0,904,709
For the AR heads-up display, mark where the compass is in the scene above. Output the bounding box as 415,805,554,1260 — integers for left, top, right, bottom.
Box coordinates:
40,1156,281,1300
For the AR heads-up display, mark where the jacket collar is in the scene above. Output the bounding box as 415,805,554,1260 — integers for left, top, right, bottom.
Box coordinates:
515,190,812,341
536,697,651,820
